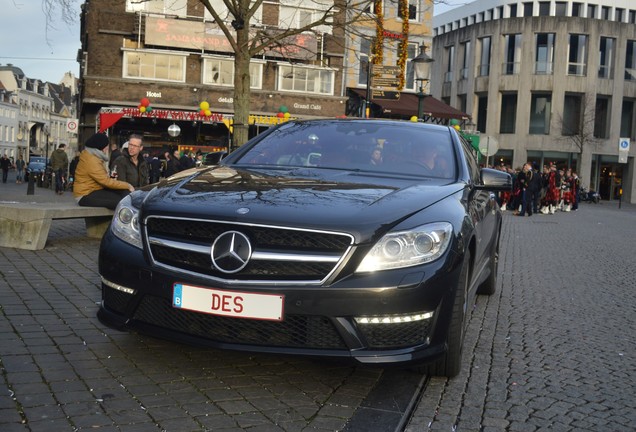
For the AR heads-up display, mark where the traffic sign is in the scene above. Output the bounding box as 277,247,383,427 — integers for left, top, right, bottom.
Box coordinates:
371,64,401,89
372,90,400,100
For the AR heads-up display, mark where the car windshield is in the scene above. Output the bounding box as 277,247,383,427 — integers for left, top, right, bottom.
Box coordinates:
234,120,456,178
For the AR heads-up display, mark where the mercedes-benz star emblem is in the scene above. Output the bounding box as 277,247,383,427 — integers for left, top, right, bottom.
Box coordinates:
211,231,252,273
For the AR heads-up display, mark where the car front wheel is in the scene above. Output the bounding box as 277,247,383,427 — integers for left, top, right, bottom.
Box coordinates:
422,250,471,378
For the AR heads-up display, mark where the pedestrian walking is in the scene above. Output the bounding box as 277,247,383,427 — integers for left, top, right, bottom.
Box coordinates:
50,143,69,195
0,154,11,183
15,155,26,184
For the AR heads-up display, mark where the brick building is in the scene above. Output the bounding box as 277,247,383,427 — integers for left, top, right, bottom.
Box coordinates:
78,0,349,154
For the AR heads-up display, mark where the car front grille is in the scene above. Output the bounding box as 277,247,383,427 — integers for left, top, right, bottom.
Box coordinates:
145,216,353,283
133,295,347,349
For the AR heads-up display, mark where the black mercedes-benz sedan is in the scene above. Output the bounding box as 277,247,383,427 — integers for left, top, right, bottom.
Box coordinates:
98,119,511,377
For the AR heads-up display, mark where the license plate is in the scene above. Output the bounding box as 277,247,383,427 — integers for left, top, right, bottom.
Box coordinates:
172,283,284,321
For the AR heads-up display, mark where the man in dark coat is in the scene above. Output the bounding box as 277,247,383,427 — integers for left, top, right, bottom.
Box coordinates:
113,134,149,187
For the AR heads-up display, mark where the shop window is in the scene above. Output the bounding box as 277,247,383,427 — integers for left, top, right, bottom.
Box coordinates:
562,94,583,136
123,51,186,82
477,95,488,133
278,65,334,95
568,34,588,76
529,93,551,135
594,96,610,139
535,33,555,75
626,40,636,81
598,37,615,79
620,100,635,139
459,40,471,80
500,93,517,134
202,58,263,89
523,2,533,17
555,2,566,16
503,34,521,75
478,36,491,76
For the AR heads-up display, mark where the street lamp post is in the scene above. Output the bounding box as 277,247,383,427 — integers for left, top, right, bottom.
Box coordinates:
412,45,434,121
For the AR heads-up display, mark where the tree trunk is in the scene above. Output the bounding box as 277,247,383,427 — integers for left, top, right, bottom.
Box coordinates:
232,27,251,149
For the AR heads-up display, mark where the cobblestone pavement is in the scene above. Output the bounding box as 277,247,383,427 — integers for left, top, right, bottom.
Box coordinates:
1,172,635,431
406,201,636,431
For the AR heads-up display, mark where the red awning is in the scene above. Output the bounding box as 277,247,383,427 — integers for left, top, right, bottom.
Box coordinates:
349,88,469,120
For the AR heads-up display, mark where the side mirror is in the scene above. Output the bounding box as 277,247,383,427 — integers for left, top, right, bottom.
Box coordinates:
476,168,512,191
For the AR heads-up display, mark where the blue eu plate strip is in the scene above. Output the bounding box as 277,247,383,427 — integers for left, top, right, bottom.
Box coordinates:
173,284,183,308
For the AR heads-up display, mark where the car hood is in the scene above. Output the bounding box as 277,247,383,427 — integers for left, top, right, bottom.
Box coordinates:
139,167,464,239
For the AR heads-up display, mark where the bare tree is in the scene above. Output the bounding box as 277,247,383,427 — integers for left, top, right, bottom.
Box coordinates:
555,93,600,173
46,0,450,146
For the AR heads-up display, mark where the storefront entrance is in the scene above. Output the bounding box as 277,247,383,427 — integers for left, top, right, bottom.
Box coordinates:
597,163,624,201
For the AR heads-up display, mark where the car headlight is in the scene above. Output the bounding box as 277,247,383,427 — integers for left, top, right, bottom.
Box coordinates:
111,195,142,249
356,222,453,272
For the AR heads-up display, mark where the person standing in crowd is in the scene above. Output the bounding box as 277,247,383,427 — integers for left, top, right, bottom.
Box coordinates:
541,163,561,214
149,154,162,183
50,143,69,195
108,142,121,171
73,133,134,209
571,171,580,211
529,162,543,214
0,153,11,183
179,150,194,170
113,134,149,188
15,155,25,184
515,163,534,216
165,149,182,177
69,151,80,184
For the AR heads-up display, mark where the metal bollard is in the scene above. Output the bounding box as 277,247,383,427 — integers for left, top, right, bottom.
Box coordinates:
27,173,35,195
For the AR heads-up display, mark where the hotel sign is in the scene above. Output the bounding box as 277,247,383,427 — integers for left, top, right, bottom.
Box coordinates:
145,16,317,60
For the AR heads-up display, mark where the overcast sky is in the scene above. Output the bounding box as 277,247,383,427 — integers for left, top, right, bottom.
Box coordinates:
0,1,461,84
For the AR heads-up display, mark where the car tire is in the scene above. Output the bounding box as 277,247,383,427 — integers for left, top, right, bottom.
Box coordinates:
422,250,471,378
477,228,499,296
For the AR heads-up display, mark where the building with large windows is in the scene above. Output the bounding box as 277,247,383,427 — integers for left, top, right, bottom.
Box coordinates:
433,0,636,203
78,0,350,153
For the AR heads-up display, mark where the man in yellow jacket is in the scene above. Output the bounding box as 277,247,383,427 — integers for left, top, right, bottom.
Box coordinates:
73,133,134,209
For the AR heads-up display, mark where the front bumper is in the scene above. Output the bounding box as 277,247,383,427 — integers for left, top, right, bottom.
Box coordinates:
97,231,462,367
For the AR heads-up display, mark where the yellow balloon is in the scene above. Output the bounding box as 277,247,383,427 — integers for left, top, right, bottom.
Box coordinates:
139,106,146,113
454,124,461,131
204,109,212,117
200,101,210,111
410,116,418,122
284,112,291,119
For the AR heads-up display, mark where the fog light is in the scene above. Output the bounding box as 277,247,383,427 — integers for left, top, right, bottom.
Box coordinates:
355,311,433,325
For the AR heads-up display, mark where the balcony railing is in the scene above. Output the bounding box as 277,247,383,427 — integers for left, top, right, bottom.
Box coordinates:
502,62,520,75
534,61,553,75
567,63,587,76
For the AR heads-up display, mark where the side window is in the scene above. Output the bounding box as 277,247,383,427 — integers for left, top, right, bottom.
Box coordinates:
461,137,480,180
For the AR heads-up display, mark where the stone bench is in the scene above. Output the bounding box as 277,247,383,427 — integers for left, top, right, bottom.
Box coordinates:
0,202,114,250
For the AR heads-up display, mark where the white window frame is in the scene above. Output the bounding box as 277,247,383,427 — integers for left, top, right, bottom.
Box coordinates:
279,0,334,34
126,0,188,16
204,0,263,25
399,0,420,22
202,56,264,89
278,64,335,95
123,50,187,83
